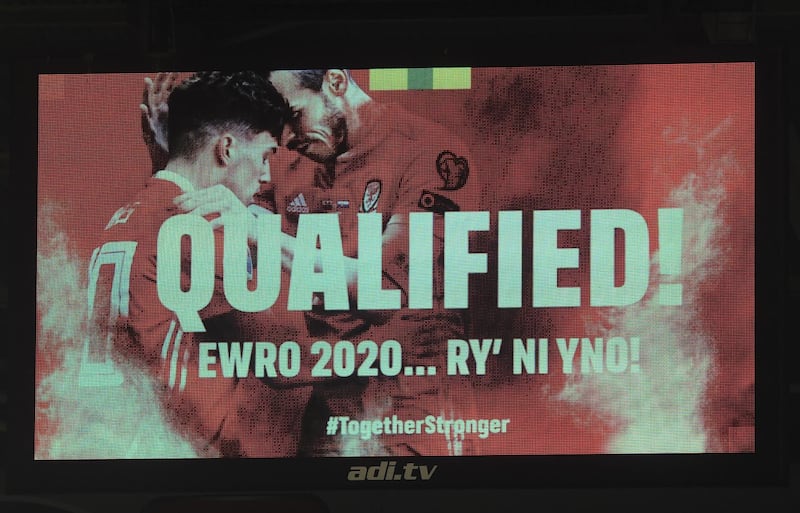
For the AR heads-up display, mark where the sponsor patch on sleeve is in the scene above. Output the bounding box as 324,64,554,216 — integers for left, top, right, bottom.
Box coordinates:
418,190,460,214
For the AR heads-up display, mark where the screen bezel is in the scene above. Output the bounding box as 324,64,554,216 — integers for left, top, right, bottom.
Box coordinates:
8,32,787,493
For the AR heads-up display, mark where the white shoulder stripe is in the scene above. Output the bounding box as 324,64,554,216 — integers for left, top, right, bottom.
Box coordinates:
179,348,190,392
168,328,183,389
161,320,176,360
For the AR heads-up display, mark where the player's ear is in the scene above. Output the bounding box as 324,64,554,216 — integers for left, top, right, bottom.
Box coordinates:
325,69,348,97
214,134,235,166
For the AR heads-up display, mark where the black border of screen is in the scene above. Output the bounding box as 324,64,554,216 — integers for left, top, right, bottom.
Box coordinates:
7,26,788,493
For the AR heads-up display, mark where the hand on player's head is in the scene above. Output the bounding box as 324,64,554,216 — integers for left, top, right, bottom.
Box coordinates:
140,72,179,152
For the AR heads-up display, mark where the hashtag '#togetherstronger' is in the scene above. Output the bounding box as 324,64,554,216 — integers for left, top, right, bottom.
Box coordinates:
325,415,511,440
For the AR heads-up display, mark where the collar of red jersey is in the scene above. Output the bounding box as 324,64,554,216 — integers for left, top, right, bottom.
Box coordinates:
153,170,196,193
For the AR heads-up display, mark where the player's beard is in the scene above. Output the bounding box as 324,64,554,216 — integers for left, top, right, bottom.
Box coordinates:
323,93,348,157
293,96,348,163
329,112,348,159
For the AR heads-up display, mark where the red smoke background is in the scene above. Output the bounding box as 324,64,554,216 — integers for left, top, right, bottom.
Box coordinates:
37,63,753,455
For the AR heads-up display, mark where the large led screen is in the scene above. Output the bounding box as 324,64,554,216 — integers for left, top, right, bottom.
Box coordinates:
35,64,755,460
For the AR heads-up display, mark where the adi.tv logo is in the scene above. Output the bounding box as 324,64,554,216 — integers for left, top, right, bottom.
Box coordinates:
347,461,437,481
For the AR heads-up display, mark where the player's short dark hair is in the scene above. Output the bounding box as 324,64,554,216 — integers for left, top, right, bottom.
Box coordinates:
167,71,289,160
268,69,354,92
290,70,327,91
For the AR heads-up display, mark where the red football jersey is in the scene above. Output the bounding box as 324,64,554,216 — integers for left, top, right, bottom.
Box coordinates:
275,102,479,338
273,102,482,455
89,172,309,457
